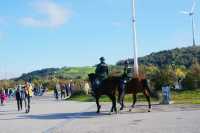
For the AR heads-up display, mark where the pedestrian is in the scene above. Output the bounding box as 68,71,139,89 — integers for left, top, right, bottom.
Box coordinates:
5,88,9,97
0,89,4,105
60,84,65,100
20,86,26,110
9,89,13,98
15,86,22,111
24,82,33,113
54,88,59,100
56,83,60,99
65,83,69,97
0,89,7,105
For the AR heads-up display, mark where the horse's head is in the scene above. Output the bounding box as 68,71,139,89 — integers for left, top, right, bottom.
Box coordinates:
88,73,96,83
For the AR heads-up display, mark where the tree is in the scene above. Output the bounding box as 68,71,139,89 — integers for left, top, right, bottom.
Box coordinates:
182,62,200,89
150,66,176,90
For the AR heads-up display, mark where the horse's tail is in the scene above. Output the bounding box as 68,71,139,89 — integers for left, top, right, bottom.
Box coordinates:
142,79,159,100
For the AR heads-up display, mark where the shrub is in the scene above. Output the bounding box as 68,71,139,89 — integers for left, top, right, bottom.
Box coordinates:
182,62,200,89
150,66,176,90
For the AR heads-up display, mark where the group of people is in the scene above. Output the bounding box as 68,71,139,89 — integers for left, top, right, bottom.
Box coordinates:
15,81,33,113
54,82,72,100
33,84,47,96
0,88,15,105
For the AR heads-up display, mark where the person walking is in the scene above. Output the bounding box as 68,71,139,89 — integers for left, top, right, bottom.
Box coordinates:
54,88,59,100
61,84,66,100
65,83,69,97
24,82,33,113
15,86,22,111
0,89,4,105
55,83,60,100
9,89,13,98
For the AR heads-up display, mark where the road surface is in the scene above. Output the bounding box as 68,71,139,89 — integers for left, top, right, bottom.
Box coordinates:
0,94,200,133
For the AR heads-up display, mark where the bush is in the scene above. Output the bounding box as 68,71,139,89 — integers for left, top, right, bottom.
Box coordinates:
182,62,200,89
150,66,176,90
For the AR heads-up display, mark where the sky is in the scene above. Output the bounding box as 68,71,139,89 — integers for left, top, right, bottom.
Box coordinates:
0,0,200,79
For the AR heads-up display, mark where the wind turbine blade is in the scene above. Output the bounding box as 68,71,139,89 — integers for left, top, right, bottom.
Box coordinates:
180,11,189,15
191,0,196,13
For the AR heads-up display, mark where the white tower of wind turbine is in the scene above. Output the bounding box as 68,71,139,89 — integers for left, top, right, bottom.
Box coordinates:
181,0,197,46
132,0,139,77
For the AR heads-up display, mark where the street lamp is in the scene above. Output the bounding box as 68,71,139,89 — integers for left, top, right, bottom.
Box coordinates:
132,0,139,77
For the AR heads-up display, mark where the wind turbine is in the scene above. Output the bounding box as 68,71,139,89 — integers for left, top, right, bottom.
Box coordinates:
132,0,139,77
180,0,197,46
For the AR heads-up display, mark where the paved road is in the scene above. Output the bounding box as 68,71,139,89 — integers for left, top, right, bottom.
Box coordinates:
0,94,200,133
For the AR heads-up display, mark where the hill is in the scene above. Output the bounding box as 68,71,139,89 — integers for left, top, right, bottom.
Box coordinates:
117,46,200,68
14,67,95,81
14,68,59,81
15,46,200,81
54,66,95,80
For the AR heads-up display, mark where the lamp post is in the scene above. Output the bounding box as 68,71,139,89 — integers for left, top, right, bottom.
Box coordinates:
132,0,139,77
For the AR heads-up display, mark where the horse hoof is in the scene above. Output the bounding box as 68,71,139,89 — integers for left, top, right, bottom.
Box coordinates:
115,109,118,114
120,107,124,111
129,109,132,112
148,110,151,112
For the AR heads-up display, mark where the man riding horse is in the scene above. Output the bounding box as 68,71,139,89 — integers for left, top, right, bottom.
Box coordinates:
118,60,132,108
94,57,109,89
88,57,119,113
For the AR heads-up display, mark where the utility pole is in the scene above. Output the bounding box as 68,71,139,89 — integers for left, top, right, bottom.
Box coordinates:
132,0,139,77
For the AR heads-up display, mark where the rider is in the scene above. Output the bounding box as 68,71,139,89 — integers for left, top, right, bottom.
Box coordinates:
119,60,131,101
95,57,109,87
122,60,129,80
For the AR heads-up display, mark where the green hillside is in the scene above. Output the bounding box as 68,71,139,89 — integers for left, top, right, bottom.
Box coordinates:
117,46,200,68
15,67,95,81
15,46,200,81
55,66,95,80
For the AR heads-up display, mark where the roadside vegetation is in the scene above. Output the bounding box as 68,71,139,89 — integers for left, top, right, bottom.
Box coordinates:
69,89,200,104
0,46,200,104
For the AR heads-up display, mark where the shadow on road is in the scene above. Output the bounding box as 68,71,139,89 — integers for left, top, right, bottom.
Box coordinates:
17,111,110,120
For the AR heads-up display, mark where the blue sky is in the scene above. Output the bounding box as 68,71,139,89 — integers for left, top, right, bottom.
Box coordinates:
0,0,199,79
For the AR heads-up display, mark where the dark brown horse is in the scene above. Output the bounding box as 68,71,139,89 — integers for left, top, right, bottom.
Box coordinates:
88,73,121,113
119,77,152,112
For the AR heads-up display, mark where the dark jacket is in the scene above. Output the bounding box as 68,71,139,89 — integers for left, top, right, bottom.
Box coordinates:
15,90,21,100
95,62,109,80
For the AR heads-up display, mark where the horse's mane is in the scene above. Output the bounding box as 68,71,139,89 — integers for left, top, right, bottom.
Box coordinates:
107,75,121,80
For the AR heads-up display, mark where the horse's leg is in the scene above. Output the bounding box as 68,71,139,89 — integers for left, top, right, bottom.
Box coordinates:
119,93,125,111
131,94,137,108
113,96,117,113
109,95,117,113
120,98,125,111
129,94,137,112
119,83,126,111
144,89,151,112
95,96,101,113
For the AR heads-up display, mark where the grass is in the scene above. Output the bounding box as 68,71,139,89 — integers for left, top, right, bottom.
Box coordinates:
68,92,158,103
172,89,200,104
68,89,200,104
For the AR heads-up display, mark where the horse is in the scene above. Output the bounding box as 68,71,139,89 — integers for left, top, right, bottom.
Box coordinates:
88,73,121,113
118,77,152,112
